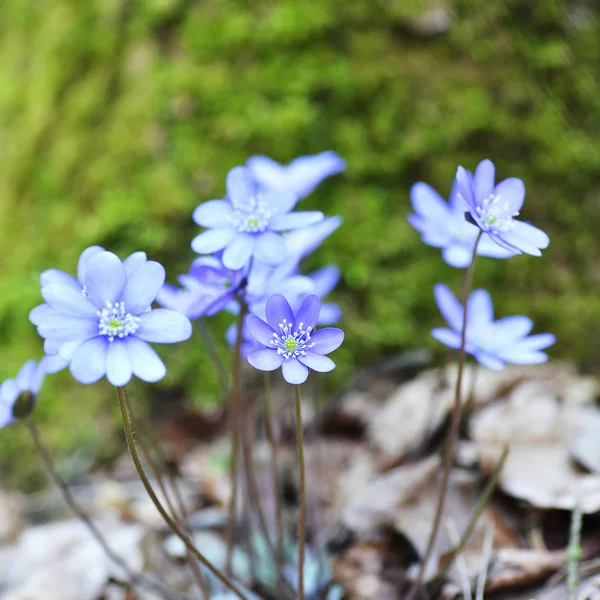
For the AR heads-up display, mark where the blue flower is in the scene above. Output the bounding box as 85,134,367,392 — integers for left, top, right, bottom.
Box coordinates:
192,166,324,270
0,360,47,428
156,256,245,320
246,151,345,199
408,181,517,267
30,249,192,386
246,294,344,384
431,283,556,370
455,159,550,256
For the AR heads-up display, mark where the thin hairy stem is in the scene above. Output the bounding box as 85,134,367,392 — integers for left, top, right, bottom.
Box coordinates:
226,301,247,573
567,503,582,600
195,319,229,395
407,230,483,600
116,386,250,600
126,390,208,598
295,385,306,600
263,372,285,598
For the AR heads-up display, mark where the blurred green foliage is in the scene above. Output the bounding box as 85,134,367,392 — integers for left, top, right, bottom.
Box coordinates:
1,0,599,488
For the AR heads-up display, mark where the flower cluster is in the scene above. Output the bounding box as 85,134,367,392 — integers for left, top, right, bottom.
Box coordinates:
408,158,555,368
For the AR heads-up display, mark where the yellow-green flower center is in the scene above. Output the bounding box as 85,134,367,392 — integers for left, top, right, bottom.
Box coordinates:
285,338,298,352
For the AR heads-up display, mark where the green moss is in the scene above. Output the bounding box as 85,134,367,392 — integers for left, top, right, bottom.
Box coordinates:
0,0,599,487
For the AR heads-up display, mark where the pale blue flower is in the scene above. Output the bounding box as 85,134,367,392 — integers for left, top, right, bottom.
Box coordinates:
0,360,47,428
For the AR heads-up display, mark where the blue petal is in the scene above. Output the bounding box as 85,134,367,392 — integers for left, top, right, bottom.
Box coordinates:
433,284,463,333
84,252,126,310
492,316,534,341
283,216,342,260
473,159,495,204
310,328,344,354
318,303,342,325
264,190,297,215
40,269,81,293
492,345,549,365
282,357,309,384
0,379,19,408
246,156,287,191
193,200,234,228
136,309,192,343
467,289,494,331
38,314,98,343
511,221,550,250
309,266,340,298
266,294,294,330
30,303,60,326
77,246,106,283
40,354,69,375
498,229,542,256
297,351,335,372
222,233,255,270
123,252,147,278
477,235,518,259
246,314,276,346
269,211,324,232
455,166,476,211
472,350,505,370
106,341,133,386
69,337,109,384
44,339,62,355
123,337,167,382
253,232,287,266
494,178,525,214
226,166,256,206
286,151,346,198
431,327,462,349
248,348,284,371
191,228,236,254
122,261,166,315
516,333,556,351
16,360,36,391
410,183,450,222
42,284,98,319
442,244,473,268
295,295,320,331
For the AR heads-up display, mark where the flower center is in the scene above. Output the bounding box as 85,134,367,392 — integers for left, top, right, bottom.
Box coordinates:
271,319,315,359
231,195,273,233
475,194,519,234
98,301,140,342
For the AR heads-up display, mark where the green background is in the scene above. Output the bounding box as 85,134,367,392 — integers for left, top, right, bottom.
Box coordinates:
1,0,599,488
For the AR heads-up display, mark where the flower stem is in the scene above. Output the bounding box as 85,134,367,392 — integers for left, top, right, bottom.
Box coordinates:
225,301,247,574
195,319,229,396
407,230,483,600
295,384,306,600
116,386,250,600
264,372,285,598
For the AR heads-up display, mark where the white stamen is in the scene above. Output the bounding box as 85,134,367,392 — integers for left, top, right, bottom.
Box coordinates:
475,193,519,234
231,194,273,233
270,319,315,359
98,301,140,342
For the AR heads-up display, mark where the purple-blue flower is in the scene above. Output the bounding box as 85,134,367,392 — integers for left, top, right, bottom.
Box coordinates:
455,159,550,256
30,249,192,386
431,283,556,370
246,151,345,200
156,256,244,320
246,294,344,384
0,360,47,428
192,166,324,270
408,181,517,267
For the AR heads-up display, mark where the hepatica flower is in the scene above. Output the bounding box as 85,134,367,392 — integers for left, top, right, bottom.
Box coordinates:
30,250,192,386
455,159,550,256
408,181,516,268
431,283,555,370
246,151,346,200
0,360,46,428
246,294,344,384
192,166,324,270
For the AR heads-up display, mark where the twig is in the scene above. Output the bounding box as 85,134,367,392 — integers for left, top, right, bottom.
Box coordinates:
407,231,483,600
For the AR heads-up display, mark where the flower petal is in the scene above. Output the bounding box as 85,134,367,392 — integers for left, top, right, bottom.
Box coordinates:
40,354,70,374
30,304,60,326
106,341,133,386
499,229,542,256
42,284,98,319
0,380,19,408
253,232,287,265
410,183,450,221
434,284,463,333
283,216,342,259
136,309,192,343
123,337,166,382
492,316,534,341
515,333,556,351
467,289,494,331
295,295,320,331
248,348,284,371
477,234,517,259
85,252,126,310
69,337,109,384
269,211,324,232
318,303,342,325
472,350,505,370
222,233,255,270
310,327,344,354
122,261,166,315
16,361,36,391
511,221,550,250
191,228,236,254
77,246,106,283
40,269,81,293
494,178,525,214
226,166,256,206
38,314,98,343
473,159,495,203
246,314,277,346
44,339,62,354
442,244,473,268
431,328,462,349
193,200,234,228
263,190,297,214
492,345,549,365
282,357,309,384
297,351,335,372
246,156,287,191
123,252,147,278
286,151,346,198
309,265,340,298
455,166,475,210
59,341,82,360
266,294,294,330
